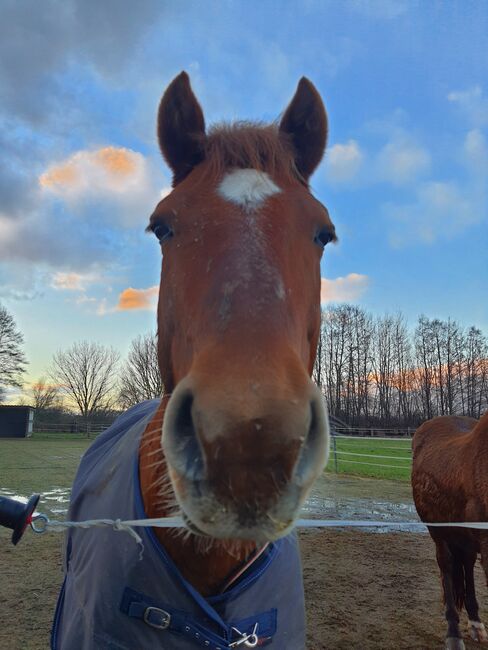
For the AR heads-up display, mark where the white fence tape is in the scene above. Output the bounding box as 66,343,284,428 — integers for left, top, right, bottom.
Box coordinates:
330,459,411,470
32,515,488,538
333,435,412,443
335,450,412,461
330,434,412,471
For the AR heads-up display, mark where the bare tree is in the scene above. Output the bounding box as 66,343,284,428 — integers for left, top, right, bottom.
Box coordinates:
320,304,373,425
391,313,417,423
29,377,61,411
0,304,28,401
463,326,488,418
372,315,395,422
118,333,163,408
50,341,120,424
320,305,349,418
414,316,437,420
312,313,325,389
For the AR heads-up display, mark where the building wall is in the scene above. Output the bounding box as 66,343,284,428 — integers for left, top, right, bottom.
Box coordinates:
0,406,34,438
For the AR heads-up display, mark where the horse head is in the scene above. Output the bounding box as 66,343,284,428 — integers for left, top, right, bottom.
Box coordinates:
149,72,336,542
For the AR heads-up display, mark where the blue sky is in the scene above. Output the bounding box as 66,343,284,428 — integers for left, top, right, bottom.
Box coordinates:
1,0,487,394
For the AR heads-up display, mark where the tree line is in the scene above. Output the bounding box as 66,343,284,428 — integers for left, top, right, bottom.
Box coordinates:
314,305,488,427
1,301,487,429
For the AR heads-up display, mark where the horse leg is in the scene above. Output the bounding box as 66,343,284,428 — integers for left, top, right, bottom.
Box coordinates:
433,537,465,650
462,547,488,643
480,534,488,588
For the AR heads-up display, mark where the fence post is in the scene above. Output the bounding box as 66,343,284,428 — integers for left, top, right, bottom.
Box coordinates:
332,434,338,473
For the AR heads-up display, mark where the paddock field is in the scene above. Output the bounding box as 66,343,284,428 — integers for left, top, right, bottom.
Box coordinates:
1,436,487,649
326,435,412,481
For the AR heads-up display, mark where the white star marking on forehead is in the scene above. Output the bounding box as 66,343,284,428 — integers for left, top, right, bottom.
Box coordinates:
217,169,281,212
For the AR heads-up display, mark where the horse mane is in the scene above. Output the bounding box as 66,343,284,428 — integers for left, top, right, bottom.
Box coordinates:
203,122,305,185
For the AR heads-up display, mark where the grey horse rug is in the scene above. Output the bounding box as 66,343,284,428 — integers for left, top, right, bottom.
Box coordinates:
51,400,306,649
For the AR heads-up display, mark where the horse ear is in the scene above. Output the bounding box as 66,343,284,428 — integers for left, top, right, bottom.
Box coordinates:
157,72,206,185
279,77,328,181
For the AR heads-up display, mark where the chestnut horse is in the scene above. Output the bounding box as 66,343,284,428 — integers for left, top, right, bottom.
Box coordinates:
412,412,488,649
139,72,335,596
50,73,336,650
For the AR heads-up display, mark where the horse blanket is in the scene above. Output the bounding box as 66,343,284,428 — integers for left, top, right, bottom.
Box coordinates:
51,400,306,649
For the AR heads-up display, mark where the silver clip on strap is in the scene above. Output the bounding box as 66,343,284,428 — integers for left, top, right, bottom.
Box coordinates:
229,623,259,648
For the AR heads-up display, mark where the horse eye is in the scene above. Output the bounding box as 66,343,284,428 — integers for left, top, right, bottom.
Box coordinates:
152,223,173,243
314,228,334,248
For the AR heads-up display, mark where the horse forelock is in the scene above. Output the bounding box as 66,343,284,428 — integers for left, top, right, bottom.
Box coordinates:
203,122,304,186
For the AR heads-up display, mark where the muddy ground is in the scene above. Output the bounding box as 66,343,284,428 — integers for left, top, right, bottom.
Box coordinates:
1,473,487,649
2,527,488,650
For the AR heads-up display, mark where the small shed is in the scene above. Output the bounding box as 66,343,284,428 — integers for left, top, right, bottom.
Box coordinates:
0,406,35,438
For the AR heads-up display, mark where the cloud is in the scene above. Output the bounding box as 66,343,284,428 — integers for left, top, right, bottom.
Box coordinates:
0,209,113,270
448,86,488,127
0,125,42,218
50,271,99,291
116,286,158,311
0,0,164,125
325,140,364,183
464,129,488,170
39,146,162,228
0,143,166,296
320,274,369,304
376,138,430,185
325,128,430,188
345,0,411,20
384,125,488,246
40,147,140,194
385,179,485,246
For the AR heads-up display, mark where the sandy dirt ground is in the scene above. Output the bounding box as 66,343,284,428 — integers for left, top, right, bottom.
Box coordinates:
0,470,485,649
1,525,488,650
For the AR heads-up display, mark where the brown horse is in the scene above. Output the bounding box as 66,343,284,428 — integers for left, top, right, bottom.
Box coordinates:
412,412,488,649
139,72,335,597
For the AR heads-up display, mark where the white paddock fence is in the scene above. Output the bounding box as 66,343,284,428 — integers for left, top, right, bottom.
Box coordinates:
329,432,413,474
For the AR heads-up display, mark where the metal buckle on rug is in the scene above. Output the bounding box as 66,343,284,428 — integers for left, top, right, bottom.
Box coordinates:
143,606,171,630
229,623,259,648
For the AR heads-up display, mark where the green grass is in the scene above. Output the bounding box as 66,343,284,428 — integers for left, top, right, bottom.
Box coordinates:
0,433,412,512
326,436,412,481
32,430,93,441
0,437,90,497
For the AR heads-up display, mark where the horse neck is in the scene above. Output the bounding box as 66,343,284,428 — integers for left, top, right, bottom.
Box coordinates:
138,397,256,597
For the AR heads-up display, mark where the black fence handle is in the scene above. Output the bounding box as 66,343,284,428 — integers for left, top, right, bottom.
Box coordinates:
0,494,39,545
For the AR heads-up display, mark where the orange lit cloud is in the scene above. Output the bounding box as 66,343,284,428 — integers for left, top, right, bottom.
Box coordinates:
39,146,143,195
40,164,78,188
321,273,369,304
116,286,158,311
50,271,99,291
95,147,137,175
39,146,167,228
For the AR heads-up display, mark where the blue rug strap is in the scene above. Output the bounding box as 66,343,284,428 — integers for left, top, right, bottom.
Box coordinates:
121,587,277,648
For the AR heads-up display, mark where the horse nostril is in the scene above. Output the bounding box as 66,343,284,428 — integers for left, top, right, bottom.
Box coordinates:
294,396,329,484
165,390,205,481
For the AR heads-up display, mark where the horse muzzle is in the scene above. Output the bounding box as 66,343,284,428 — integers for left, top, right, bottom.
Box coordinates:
162,378,329,541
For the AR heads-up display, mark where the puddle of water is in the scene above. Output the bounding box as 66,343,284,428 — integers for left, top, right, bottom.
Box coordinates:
0,487,71,518
301,473,422,533
0,491,28,503
42,488,71,503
